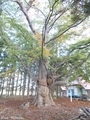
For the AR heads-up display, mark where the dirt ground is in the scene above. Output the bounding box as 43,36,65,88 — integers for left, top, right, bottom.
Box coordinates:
0,96,90,120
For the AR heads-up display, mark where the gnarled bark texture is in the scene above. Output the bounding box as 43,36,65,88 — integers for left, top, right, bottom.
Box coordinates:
34,59,55,107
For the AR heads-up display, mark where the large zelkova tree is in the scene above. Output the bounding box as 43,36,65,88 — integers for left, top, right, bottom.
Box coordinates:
0,0,90,106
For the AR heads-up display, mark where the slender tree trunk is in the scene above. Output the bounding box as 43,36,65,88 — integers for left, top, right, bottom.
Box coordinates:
34,59,55,107
8,75,12,96
19,71,23,96
56,85,58,98
27,74,30,98
1,77,4,96
11,73,15,95
15,71,19,96
22,70,26,97
7,78,9,96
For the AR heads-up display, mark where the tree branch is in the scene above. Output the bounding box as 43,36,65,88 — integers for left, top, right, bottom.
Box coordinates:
42,0,59,44
66,52,90,78
47,9,67,33
32,5,46,18
45,0,59,26
53,52,90,81
15,0,36,34
50,80,67,89
70,43,90,53
45,16,87,45
26,0,35,11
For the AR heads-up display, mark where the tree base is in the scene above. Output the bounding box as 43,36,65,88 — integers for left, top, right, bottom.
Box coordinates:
34,85,55,107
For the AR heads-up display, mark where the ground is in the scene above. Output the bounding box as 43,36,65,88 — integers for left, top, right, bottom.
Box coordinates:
0,96,90,120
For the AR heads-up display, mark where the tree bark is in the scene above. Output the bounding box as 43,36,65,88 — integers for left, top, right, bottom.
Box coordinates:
34,59,55,107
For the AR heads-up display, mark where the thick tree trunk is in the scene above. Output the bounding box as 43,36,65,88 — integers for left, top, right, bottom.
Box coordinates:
34,59,55,107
